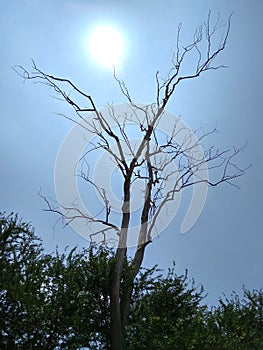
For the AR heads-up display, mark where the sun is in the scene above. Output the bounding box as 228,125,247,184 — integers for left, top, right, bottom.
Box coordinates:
88,26,124,67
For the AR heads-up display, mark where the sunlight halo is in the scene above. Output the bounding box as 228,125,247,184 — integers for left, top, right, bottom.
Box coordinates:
88,25,124,67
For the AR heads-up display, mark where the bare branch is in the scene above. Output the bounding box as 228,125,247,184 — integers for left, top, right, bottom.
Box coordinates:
157,12,232,108
38,189,120,238
14,59,97,112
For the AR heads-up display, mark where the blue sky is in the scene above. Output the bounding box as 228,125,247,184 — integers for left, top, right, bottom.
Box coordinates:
0,0,262,306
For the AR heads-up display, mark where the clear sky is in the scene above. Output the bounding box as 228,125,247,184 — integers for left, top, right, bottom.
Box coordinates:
0,0,262,306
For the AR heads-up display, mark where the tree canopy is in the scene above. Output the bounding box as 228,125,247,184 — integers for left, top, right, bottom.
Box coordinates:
1,212,262,349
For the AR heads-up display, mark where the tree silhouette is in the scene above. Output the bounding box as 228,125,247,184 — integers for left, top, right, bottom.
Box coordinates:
15,12,248,349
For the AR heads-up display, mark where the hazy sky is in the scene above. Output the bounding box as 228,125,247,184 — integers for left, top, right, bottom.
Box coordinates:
0,0,262,306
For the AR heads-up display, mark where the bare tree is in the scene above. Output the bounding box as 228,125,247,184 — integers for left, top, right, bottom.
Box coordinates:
15,12,247,350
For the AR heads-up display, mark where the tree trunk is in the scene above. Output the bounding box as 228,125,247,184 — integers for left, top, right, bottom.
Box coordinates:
110,247,126,349
110,176,131,350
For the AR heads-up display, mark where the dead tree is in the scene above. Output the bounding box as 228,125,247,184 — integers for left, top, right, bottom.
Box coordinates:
15,12,247,350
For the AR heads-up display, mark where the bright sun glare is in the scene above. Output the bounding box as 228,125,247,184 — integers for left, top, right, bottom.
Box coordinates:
88,26,124,67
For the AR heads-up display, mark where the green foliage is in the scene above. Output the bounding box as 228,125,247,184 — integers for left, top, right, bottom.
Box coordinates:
0,212,262,349
203,289,263,350
0,212,45,349
127,263,207,349
0,212,112,349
